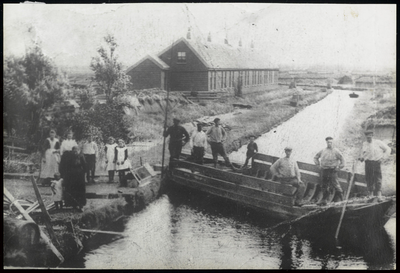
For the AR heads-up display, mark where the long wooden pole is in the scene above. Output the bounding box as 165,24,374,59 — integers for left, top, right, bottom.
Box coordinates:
30,175,60,246
335,161,356,240
161,88,170,179
161,40,174,178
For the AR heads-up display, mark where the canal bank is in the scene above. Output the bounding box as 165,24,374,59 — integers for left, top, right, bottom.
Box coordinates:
3,164,165,267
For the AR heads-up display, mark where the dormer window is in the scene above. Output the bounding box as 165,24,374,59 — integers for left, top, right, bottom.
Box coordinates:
177,52,186,64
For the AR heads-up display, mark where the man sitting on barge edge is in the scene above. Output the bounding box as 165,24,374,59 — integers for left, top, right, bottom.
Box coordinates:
270,146,306,207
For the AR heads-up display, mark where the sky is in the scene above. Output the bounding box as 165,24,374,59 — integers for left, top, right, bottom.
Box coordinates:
3,3,396,72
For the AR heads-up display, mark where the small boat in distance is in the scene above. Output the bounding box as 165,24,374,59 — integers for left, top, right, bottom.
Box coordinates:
167,151,396,237
349,92,359,98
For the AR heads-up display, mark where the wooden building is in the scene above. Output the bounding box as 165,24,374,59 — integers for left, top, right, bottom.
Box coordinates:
127,37,279,93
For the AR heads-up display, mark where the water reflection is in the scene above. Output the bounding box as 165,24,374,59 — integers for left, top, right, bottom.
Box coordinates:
79,189,395,269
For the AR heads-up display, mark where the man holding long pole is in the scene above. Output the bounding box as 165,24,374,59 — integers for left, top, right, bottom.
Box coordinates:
163,118,190,170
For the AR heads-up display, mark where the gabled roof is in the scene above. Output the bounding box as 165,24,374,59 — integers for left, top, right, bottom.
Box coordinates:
158,37,277,70
126,54,170,73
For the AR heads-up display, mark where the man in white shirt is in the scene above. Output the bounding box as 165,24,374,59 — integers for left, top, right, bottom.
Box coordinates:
358,130,391,198
190,123,207,165
81,135,98,183
314,136,345,205
270,147,306,207
206,118,234,169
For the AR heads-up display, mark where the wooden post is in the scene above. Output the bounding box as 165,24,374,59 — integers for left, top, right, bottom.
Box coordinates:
4,187,64,264
30,175,60,246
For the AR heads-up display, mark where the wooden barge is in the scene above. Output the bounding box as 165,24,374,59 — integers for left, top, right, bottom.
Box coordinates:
167,152,396,233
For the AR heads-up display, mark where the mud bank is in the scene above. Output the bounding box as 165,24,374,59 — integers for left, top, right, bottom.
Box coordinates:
3,169,165,268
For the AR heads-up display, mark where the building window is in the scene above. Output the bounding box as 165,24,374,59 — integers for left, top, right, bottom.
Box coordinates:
213,71,217,89
208,71,213,90
177,52,186,63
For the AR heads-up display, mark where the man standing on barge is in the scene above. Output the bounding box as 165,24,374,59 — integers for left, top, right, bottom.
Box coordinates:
358,130,391,200
164,118,190,163
206,118,234,169
270,147,306,207
190,123,207,165
314,137,345,206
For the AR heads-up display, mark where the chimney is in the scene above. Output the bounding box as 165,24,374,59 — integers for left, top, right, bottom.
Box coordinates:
224,38,228,45
239,38,242,47
186,28,191,40
207,32,212,42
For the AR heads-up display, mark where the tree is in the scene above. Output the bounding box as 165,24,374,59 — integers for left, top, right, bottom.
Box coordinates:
4,46,68,150
90,34,131,103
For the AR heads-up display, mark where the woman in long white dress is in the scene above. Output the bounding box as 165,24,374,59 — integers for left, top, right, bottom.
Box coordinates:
114,139,132,187
105,137,117,183
60,131,78,155
41,129,61,186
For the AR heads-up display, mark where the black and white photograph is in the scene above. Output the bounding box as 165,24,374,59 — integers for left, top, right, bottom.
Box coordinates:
3,3,396,269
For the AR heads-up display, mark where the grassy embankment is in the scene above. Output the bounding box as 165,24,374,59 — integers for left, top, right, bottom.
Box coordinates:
336,87,396,195
130,86,331,166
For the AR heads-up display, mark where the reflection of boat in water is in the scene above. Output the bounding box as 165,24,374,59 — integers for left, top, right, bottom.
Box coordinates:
349,92,359,98
279,218,395,270
167,152,396,238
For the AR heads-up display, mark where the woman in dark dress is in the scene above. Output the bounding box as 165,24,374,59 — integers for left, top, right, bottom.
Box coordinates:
60,146,86,211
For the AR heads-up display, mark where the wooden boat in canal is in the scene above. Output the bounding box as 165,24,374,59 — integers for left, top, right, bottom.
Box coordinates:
167,152,396,233
349,92,359,98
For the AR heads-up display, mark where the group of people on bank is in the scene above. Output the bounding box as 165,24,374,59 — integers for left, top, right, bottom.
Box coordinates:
164,118,391,207
40,129,133,211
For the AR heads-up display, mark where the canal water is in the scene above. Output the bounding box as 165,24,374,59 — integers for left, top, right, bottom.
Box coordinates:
75,191,395,269
68,90,395,269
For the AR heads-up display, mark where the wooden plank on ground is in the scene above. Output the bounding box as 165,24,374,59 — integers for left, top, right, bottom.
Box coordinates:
16,201,39,219
4,188,64,264
79,228,126,236
143,163,157,177
30,176,60,246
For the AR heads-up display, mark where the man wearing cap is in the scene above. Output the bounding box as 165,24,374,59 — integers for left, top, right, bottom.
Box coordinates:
190,123,207,165
270,147,306,206
358,130,391,199
314,137,345,206
164,118,190,163
206,118,234,169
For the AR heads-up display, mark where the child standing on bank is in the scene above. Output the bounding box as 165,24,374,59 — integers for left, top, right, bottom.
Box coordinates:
51,173,64,210
114,139,132,187
105,137,117,183
242,135,258,168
